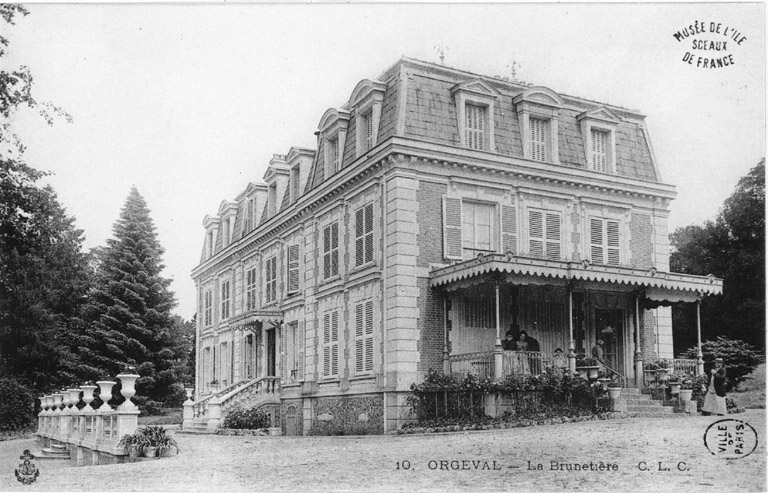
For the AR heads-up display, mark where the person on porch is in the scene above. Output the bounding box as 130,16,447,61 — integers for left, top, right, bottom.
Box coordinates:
550,348,568,376
591,339,606,370
502,330,516,351
702,358,727,416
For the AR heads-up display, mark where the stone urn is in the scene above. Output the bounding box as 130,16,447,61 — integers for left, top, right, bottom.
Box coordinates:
184,387,194,404
68,389,82,411
60,391,71,414
96,381,115,411
679,389,693,401
38,396,47,414
607,387,622,400
117,372,140,410
45,395,55,415
81,385,98,412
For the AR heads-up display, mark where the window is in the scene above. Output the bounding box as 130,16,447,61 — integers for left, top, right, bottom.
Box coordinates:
355,203,374,266
286,322,298,380
246,197,256,232
352,79,384,157
443,197,517,261
322,310,339,377
204,289,213,326
268,184,277,217
323,222,339,279
591,129,608,172
528,209,561,260
590,218,620,266
530,119,548,162
360,112,374,152
220,280,230,320
206,230,214,258
465,104,486,151
223,219,231,247
326,137,340,177
287,244,300,294
355,300,374,373
246,267,257,311
265,256,277,304
461,201,496,259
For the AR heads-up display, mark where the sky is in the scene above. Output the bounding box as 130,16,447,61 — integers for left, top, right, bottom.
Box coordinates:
6,3,765,320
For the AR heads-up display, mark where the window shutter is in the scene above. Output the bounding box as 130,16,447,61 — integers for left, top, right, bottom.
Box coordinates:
287,244,300,293
590,218,604,265
281,323,287,381
443,197,463,260
323,226,331,279
501,205,517,254
606,220,620,266
364,203,374,264
531,119,547,162
545,213,561,260
297,322,304,380
355,304,364,373
592,130,607,172
528,209,544,258
323,313,330,376
331,223,339,276
355,208,364,266
331,310,339,375
365,301,374,371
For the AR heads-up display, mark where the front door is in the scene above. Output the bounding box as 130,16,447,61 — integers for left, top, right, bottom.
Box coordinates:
266,328,276,377
595,309,623,374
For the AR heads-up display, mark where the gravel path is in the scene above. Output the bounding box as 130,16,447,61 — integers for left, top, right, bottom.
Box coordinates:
1,410,764,492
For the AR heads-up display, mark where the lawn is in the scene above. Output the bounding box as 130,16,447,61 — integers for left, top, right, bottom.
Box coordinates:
732,363,766,409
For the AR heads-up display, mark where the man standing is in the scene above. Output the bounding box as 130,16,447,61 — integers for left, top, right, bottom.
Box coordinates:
591,339,606,368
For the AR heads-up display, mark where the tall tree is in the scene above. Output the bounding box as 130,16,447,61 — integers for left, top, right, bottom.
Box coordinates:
670,159,765,350
82,187,177,403
0,5,91,393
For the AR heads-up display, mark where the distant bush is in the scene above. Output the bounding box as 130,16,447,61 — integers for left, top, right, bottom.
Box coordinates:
679,337,764,391
162,383,188,408
140,399,166,416
0,379,34,431
223,406,269,430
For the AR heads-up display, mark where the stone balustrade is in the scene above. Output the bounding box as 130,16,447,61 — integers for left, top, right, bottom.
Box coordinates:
36,372,141,466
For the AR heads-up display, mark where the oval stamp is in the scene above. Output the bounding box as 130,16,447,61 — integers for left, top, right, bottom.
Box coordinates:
703,419,758,459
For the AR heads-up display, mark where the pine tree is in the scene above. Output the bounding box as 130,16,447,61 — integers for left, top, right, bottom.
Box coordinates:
82,187,176,403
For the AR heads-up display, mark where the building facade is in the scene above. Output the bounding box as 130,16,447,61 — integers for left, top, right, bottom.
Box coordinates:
191,58,721,435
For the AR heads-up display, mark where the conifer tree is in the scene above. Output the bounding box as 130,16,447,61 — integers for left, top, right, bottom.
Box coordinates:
82,187,176,403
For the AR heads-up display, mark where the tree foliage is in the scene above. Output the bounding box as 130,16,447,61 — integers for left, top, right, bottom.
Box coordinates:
82,187,177,403
679,337,763,391
670,159,765,350
0,5,93,393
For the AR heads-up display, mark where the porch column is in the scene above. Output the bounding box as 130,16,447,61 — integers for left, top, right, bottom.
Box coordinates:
567,283,576,374
634,293,643,387
696,299,704,376
493,282,503,382
442,297,450,375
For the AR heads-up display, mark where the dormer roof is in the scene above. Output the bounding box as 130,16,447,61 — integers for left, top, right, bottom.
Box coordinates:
577,106,623,125
450,78,501,99
350,79,387,107
318,108,351,133
513,86,565,108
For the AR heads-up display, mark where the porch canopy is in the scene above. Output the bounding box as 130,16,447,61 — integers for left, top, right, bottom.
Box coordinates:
229,310,284,331
430,253,722,300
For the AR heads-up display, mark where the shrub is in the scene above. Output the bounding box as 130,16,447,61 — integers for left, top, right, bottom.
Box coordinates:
0,379,34,432
679,337,764,391
223,406,269,430
140,399,166,416
162,383,188,408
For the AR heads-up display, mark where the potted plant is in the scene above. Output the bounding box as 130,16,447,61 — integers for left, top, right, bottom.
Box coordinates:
576,357,600,380
679,375,694,401
607,382,622,400
210,379,220,392
142,425,179,458
117,431,150,462
667,373,682,395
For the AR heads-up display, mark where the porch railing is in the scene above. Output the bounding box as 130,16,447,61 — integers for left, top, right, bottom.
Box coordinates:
660,358,698,375
450,351,566,380
502,351,554,376
448,352,495,379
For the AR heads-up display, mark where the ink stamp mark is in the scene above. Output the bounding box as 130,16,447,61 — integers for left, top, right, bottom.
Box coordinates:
673,20,748,69
703,419,758,459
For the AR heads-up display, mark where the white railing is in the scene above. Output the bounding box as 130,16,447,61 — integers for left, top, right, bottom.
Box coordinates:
661,358,698,375
448,352,495,379
184,376,281,431
35,372,141,460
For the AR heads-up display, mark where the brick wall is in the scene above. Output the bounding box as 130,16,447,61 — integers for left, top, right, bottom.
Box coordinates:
630,212,653,269
417,278,444,373
640,309,658,361
416,181,447,268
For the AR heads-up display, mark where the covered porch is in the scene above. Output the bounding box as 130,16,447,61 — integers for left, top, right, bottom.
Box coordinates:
430,254,723,387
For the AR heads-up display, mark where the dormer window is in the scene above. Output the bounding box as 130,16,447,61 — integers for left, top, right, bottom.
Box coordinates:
206,230,214,258
318,108,350,180
268,183,277,217
452,79,500,152
578,107,620,174
290,165,301,204
351,79,385,158
514,86,564,164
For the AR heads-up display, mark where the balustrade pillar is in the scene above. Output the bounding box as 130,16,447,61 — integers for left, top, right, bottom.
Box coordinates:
116,372,140,410
696,300,704,376
207,398,222,431
37,397,46,434
183,388,195,429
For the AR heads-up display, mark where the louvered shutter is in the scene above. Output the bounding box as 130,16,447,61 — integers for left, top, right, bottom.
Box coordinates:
443,197,463,260
529,209,544,258
606,220,620,265
364,204,374,263
545,213,561,260
501,205,518,254
592,130,607,172
323,226,331,279
355,208,364,266
323,313,330,376
366,114,374,150
364,301,374,371
331,223,339,277
331,310,339,375
590,218,604,264
281,323,286,381
531,119,546,162
355,304,364,372
287,244,300,293
297,322,304,380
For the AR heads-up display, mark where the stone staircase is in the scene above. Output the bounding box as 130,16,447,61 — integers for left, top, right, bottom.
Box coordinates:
34,442,71,460
622,387,688,418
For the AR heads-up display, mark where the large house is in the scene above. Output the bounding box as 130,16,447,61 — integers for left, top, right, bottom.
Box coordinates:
190,57,722,435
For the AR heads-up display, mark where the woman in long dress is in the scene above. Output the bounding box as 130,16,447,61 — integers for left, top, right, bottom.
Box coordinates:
514,331,530,375
702,358,727,416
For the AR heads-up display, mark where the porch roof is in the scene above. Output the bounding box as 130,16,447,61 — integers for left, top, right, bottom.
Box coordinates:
229,310,283,330
429,253,723,300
